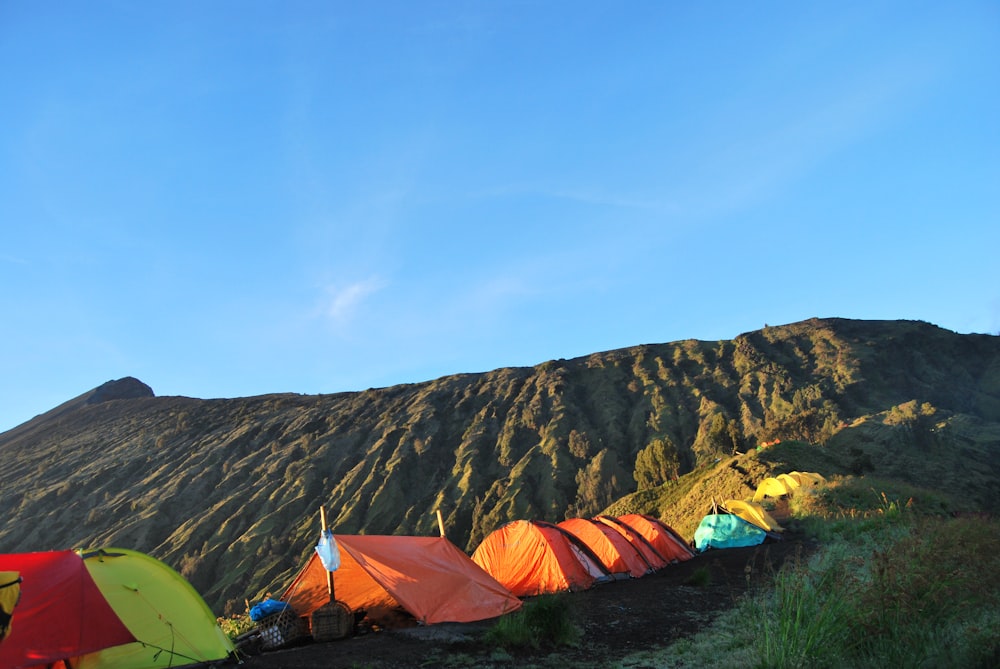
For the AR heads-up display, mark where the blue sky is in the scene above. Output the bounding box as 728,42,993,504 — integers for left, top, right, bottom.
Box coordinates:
2,1,998,432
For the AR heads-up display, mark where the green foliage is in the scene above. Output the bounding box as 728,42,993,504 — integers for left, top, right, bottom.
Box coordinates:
633,437,681,490
217,612,255,641
484,595,581,650
647,513,1000,669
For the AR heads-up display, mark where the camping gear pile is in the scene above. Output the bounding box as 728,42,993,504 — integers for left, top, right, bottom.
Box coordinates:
0,548,235,669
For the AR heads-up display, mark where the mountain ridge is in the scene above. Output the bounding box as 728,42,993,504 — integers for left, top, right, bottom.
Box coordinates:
2,317,998,614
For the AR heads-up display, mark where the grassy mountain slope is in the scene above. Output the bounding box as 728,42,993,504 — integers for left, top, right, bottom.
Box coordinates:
1,317,997,614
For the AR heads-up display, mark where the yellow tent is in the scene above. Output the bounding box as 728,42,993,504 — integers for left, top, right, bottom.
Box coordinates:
752,477,796,502
788,471,826,487
722,500,784,532
776,474,801,490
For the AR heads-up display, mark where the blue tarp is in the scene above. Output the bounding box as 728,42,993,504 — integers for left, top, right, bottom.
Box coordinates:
694,513,767,551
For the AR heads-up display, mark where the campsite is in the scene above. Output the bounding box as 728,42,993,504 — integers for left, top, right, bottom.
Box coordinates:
2,319,999,667
237,534,810,669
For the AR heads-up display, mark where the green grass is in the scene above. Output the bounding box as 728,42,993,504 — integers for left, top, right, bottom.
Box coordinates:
626,500,1000,669
484,595,581,650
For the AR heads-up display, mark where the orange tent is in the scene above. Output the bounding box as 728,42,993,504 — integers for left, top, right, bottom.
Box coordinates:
611,514,694,563
594,516,670,570
472,520,611,597
282,535,521,625
557,518,653,579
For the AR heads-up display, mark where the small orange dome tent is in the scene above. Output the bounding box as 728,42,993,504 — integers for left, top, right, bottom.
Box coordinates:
282,535,521,625
613,514,695,563
472,520,612,597
594,516,670,570
557,518,653,579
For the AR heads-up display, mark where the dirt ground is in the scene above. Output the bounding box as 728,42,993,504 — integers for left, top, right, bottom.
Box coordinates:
234,532,814,669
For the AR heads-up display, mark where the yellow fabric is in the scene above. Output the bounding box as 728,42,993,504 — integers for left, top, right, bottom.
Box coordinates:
722,500,784,532
788,471,826,487
752,476,795,502
0,571,20,642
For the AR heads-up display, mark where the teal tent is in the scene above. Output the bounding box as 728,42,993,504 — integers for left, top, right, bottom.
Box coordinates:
693,514,767,551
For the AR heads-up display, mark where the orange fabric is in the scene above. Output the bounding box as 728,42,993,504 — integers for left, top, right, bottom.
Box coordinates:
557,518,652,578
472,520,603,597
282,535,520,624
615,514,694,562
594,516,669,570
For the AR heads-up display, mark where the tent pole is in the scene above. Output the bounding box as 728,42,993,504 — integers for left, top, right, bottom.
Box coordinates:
320,506,334,602
436,509,446,538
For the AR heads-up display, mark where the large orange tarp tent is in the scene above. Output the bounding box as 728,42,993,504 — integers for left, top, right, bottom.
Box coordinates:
472,520,611,597
557,518,653,579
0,551,135,669
611,514,695,563
282,535,521,624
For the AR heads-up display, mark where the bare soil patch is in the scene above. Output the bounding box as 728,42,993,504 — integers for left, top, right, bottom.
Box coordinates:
235,531,814,669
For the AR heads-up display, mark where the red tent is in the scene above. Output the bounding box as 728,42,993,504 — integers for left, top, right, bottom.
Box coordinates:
282,535,521,624
472,520,611,597
613,514,695,562
0,551,135,669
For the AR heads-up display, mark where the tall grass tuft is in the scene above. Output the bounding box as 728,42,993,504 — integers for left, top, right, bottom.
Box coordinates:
742,514,1000,668
484,595,581,650
746,547,855,668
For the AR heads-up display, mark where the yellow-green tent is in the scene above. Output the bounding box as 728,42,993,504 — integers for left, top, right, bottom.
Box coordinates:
76,548,235,669
722,500,784,532
753,472,827,502
776,474,802,491
788,471,826,487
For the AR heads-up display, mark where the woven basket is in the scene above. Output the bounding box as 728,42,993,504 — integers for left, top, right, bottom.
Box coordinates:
311,600,353,641
257,607,308,650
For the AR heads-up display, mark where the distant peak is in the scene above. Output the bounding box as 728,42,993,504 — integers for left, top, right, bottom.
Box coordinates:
86,377,155,404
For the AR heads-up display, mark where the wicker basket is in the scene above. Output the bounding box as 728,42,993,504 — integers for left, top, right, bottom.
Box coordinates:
310,600,353,641
257,607,308,650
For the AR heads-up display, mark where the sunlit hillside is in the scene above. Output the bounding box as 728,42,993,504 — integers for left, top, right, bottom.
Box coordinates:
1,317,997,614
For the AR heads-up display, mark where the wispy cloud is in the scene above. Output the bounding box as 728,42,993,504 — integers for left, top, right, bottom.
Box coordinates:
317,277,388,325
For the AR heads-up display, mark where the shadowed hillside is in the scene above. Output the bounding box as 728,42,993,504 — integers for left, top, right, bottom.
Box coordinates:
1,317,998,614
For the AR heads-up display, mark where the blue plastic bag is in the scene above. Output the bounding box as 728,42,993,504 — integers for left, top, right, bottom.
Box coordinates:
249,598,291,622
